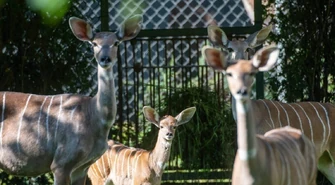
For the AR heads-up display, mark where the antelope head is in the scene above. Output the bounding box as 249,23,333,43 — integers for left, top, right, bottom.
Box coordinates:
202,45,280,100
143,106,196,142
207,24,273,60
69,15,143,69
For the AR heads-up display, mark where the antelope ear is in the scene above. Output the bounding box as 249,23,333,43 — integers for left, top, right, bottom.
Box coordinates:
202,46,229,71
245,24,273,48
69,17,94,41
175,107,196,126
118,14,143,41
252,45,279,71
207,25,229,47
143,106,160,128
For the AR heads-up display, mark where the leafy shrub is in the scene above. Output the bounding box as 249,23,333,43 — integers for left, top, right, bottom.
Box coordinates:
158,87,236,169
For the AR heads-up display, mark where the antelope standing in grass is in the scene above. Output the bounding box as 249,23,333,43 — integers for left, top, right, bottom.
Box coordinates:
203,45,317,184
0,15,142,185
87,106,196,185
207,25,335,183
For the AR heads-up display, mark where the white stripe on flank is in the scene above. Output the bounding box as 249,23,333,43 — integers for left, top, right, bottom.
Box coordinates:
294,103,314,144
70,106,77,120
292,156,302,185
133,151,144,185
277,102,290,126
37,96,48,144
92,163,101,179
46,96,54,143
317,103,331,150
0,92,6,157
54,96,63,140
270,101,282,127
289,136,304,184
309,102,326,151
128,149,136,178
102,154,107,178
263,120,272,129
287,104,303,133
278,143,286,185
120,149,127,178
17,94,32,152
272,139,285,185
113,145,124,177
133,151,141,173
275,138,292,185
107,149,111,170
69,106,79,132
96,157,104,178
260,100,275,128
92,165,100,180
281,141,291,185
263,141,277,181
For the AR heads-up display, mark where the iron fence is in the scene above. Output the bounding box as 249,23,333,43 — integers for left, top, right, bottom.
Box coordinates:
73,0,263,183
114,36,225,143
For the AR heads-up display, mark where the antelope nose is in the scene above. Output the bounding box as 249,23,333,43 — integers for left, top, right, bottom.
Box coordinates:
237,87,248,96
166,132,173,137
100,56,111,63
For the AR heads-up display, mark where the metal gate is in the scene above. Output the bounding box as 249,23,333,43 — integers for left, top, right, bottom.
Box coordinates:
75,0,263,183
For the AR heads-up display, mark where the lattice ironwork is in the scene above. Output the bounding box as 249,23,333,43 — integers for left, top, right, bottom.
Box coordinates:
108,0,253,30
73,0,101,96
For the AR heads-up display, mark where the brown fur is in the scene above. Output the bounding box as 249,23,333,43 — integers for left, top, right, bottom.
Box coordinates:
203,45,317,185
206,25,335,182
87,107,196,185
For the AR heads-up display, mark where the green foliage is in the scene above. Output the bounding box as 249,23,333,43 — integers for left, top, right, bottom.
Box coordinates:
0,171,53,185
109,120,147,147
0,0,95,95
159,87,236,169
264,1,335,183
26,0,70,26
264,0,335,103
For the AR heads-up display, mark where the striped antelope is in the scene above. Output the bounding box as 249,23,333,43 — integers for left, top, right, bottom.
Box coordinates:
207,25,335,183
202,45,317,185
87,106,196,185
0,15,142,185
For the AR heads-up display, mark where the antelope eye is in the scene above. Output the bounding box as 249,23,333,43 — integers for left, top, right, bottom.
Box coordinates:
249,72,256,76
114,41,120,46
160,126,163,129
91,42,98,47
226,73,232,77
173,126,177,129
228,48,234,53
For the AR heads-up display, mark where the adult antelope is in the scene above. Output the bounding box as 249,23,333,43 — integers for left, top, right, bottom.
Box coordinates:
202,45,317,185
207,25,335,183
0,15,142,185
87,106,196,185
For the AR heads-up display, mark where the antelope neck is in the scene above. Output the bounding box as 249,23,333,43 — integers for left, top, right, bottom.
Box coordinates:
235,98,258,160
94,65,117,127
149,136,172,174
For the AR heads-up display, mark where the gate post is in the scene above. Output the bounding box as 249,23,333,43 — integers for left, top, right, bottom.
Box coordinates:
101,0,109,31
254,0,265,99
